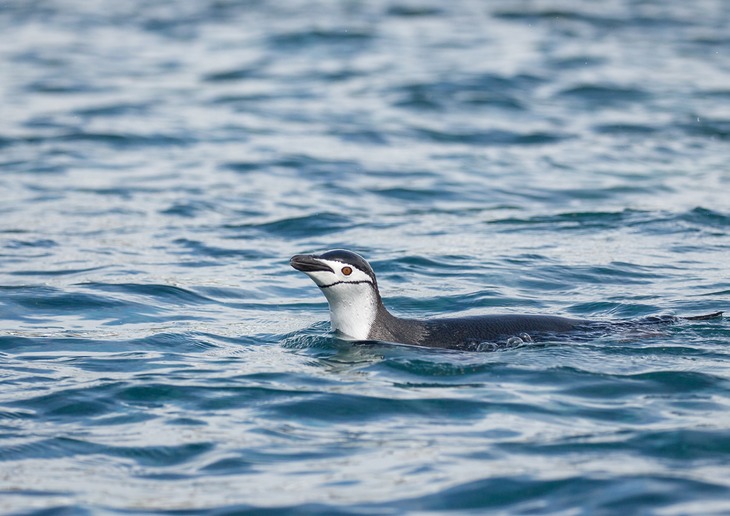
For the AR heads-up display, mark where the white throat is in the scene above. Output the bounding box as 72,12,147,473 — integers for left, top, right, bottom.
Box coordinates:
319,282,378,340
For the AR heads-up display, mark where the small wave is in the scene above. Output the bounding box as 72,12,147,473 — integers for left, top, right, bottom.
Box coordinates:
488,209,649,230
73,102,152,118
555,84,649,107
85,283,217,306
414,127,570,146
387,5,444,17
391,75,534,112
202,66,263,83
228,212,356,238
682,116,730,140
269,28,374,48
265,391,489,423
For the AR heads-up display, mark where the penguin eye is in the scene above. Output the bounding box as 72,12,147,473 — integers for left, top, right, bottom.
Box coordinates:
341,266,352,276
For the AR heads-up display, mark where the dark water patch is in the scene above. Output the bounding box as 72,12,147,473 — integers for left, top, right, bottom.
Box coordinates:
368,186,456,203
594,123,658,135
560,369,726,399
695,288,730,298
678,207,730,229
9,266,109,277
493,9,624,29
0,437,97,463
393,254,471,272
222,161,263,174
111,442,215,468
0,130,191,150
266,393,488,423
396,475,610,512
5,383,124,420
414,127,569,146
495,261,664,292
628,429,730,462
389,475,728,513
55,131,192,148
0,286,216,326
113,378,346,413
228,213,356,239
623,370,727,393
269,28,374,49
191,288,269,308
83,283,216,306
0,435,213,469
387,5,443,17
700,89,730,99
210,93,278,107
173,239,268,261
555,84,650,108
493,7,697,30
0,332,216,355
203,66,264,83
199,455,256,476
0,489,73,503
116,383,209,407
73,102,152,118
488,209,651,230
391,74,539,111
332,127,389,145
682,116,730,139
371,253,477,276
25,79,107,95
168,417,207,427
270,154,361,175
549,55,607,69
67,353,193,375
2,287,127,313
0,409,36,422
161,200,222,218
74,185,166,198
4,238,58,249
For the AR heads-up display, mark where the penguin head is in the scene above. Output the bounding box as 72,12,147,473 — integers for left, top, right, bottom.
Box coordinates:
290,249,379,340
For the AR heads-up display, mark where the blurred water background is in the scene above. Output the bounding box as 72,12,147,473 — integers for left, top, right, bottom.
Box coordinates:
1,0,729,513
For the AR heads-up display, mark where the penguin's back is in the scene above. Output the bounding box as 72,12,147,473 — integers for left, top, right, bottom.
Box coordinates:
418,314,586,348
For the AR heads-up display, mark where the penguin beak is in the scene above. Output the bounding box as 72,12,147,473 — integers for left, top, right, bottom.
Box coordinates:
290,254,334,273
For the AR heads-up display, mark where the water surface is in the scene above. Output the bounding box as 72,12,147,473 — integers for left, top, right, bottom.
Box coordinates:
1,0,729,513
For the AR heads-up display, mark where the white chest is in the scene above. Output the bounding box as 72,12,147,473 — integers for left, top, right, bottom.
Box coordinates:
320,283,377,340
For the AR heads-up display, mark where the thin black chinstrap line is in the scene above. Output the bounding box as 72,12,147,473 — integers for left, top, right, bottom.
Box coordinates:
319,280,372,289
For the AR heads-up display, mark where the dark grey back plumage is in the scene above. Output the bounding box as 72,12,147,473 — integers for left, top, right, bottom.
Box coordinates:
368,303,588,349
367,303,723,349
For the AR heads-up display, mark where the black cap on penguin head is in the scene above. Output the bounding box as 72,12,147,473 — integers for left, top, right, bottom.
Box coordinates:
317,249,377,286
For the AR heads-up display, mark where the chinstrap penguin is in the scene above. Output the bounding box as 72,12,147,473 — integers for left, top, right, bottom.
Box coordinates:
290,249,723,350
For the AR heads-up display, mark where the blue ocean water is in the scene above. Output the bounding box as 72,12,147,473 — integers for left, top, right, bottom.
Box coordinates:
1,0,729,513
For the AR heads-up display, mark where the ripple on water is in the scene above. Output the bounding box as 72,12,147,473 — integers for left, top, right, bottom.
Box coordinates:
233,213,356,238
